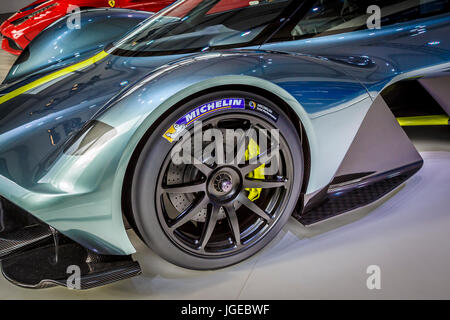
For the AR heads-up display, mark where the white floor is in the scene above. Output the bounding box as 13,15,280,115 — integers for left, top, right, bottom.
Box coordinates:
0,51,449,299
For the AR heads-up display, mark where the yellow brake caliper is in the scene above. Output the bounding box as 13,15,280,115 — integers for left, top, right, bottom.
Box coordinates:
245,138,264,201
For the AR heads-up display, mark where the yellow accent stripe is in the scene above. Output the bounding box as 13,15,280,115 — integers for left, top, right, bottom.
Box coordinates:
397,115,449,126
0,51,109,105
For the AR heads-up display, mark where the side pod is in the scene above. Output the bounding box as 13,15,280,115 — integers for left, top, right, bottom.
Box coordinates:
296,95,423,225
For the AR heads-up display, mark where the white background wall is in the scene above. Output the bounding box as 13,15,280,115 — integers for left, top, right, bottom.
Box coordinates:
0,0,33,14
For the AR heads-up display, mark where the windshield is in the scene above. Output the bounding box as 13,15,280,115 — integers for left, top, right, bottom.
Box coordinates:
111,0,294,56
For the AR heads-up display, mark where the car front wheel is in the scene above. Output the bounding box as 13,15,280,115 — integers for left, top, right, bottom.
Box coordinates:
131,91,304,269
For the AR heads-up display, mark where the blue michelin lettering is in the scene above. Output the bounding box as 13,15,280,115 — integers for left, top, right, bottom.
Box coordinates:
177,98,245,125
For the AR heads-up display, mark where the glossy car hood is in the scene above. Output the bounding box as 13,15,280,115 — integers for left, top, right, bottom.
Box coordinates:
0,53,179,187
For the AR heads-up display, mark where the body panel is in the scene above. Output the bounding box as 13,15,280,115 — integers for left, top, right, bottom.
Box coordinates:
0,49,370,254
419,76,450,115
261,13,450,99
3,9,152,84
0,5,448,254
332,95,423,184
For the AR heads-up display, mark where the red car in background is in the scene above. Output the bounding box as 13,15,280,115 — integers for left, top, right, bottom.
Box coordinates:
0,0,174,55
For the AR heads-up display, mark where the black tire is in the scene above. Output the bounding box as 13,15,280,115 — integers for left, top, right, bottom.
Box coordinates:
131,91,303,269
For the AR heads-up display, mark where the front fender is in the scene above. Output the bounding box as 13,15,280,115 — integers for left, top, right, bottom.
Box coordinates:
1,51,370,255
101,51,371,203
99,51,370,254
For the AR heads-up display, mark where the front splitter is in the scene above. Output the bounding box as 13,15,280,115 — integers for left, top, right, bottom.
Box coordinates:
0,197,141,290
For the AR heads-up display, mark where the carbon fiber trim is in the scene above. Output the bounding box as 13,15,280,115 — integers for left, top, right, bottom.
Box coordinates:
295,162,422,226
330,172,375,186
0,198,141,289
2,262,141,290
1,239,141,290
67,263,141,290
0,225,52,259
0,197,52,259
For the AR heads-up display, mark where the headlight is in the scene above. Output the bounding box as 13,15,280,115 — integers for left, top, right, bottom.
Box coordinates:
11,3,58,26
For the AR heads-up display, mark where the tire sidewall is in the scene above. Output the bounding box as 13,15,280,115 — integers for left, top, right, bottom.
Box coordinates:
131,91,303,270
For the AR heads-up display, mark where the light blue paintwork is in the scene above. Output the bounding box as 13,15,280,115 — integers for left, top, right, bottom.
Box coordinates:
0,5,449,255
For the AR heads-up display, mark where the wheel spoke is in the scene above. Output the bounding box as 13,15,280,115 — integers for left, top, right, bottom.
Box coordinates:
174,131,214,176
237,193,272,222
243,177,287,189
192,159,213,176
210,119,226,165
157,113,292,256
227,131,248,165
209,117,221,129
203,126,225,166
224,203,241,245
170,195,208,230
240,143,279,175
188,138,214,175
163,181,206,194
215,140,225,166
199,204,220,250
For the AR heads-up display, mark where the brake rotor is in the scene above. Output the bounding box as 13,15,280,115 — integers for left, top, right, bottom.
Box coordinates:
166,162,227,222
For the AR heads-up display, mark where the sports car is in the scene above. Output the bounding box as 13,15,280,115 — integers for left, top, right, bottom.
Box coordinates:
0,0,449,289
0,0,174,55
